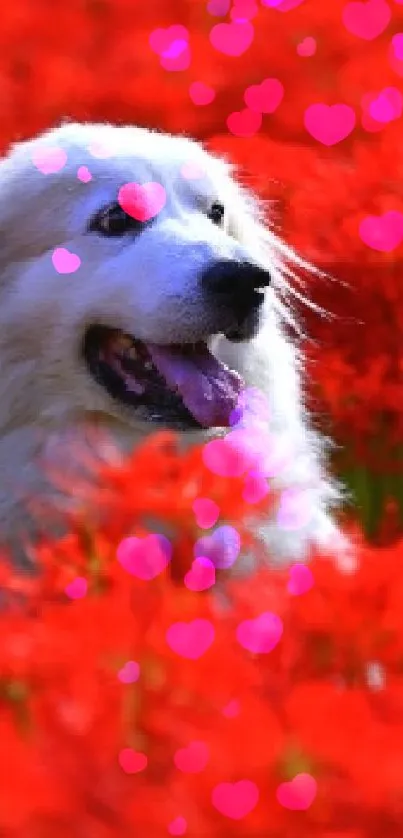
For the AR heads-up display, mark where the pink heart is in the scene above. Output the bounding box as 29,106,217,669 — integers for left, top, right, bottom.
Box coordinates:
204,420,284,479
304,103,356,145
117,660,140,684
202,436,252,477
392,33,403,61
229,426,273,466
342,0,391,40
236,612,283,654
189,81,216,106
209,21,254,56
117,534,172,580
118,181,166,222
262,0,304,8
195,525,241,570
149,28,171,54
212,780,259,820
168,817,187,836
192,497,220,529
149,25,189,55
297,36,317,56
160,45,191,72
52,247,81,274
161,39,188,59
32,146,67,174
244,78,284,113
359,210,403,252
287,563,314,595
184,557,216,592
149,26,191,72
118,748,148,774
166,619,215,659
174,741,209,773
65,576,87,600
227,107,262,137
77,165,92,182
276,773,317,810
232,426,285,477
242,470,269,504
369,87,402,122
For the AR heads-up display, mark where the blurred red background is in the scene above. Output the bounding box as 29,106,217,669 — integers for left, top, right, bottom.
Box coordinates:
2,0,402,539
1,3,403,835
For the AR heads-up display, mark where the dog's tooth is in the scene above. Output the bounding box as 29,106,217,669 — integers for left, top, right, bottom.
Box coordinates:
144,360,154,371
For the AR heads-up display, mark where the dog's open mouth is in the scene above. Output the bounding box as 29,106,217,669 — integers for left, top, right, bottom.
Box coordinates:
83,326,244,430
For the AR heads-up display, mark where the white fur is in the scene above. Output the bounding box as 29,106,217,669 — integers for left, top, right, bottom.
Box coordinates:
0,121,349,568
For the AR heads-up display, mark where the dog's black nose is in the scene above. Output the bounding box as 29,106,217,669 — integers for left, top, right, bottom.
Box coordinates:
201,259,271,341
201,259,271,299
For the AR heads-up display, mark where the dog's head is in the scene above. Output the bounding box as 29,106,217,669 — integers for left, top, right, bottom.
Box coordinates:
0,121,350,567
0,121,293,434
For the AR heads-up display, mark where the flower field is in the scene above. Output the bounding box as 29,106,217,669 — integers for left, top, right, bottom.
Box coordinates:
0,0,403,834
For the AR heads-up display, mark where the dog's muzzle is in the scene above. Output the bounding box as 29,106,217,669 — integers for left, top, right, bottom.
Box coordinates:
83,261,270,431
201,259,271,342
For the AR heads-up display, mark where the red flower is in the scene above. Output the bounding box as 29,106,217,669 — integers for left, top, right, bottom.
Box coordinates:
0,434,401,836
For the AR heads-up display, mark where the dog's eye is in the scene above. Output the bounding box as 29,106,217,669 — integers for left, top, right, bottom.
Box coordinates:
88,202,143,237
208,202,225,226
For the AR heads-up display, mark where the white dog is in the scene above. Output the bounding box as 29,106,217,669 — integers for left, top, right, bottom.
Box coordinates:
0,121,348,569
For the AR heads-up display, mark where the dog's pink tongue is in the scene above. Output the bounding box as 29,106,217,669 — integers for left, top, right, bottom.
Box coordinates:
145,343,244,428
